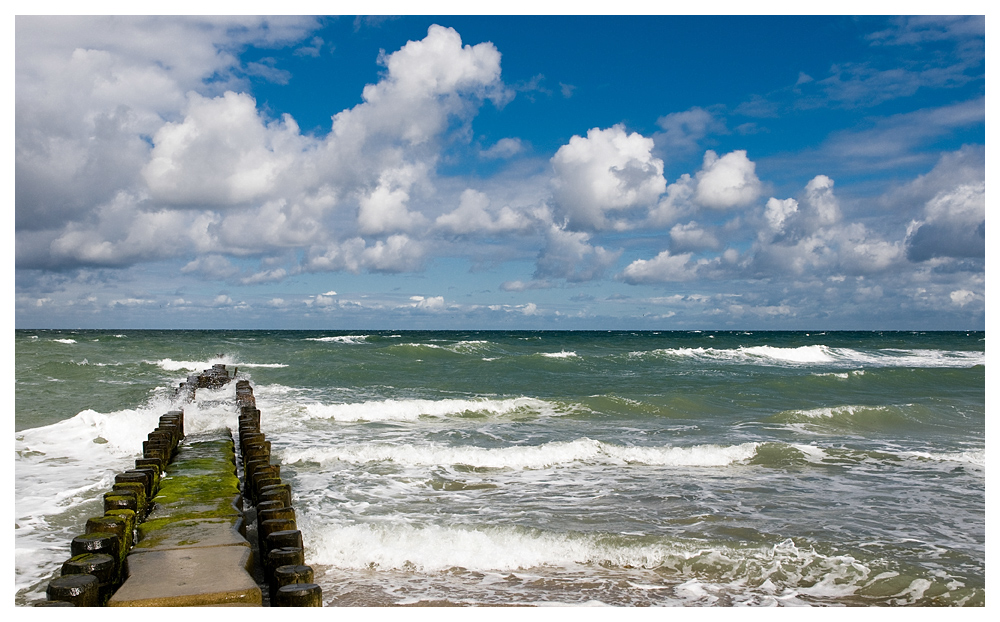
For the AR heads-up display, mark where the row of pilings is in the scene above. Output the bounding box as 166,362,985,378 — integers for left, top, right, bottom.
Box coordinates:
39,409,187,606
236,379,322,606
37,363,320,606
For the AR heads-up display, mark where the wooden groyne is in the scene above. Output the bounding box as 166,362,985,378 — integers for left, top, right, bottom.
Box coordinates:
37,364,321,607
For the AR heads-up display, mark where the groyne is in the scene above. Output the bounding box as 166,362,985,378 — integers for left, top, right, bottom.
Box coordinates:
38,364,321,607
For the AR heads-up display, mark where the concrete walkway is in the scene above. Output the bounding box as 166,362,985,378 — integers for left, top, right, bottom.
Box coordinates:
108,430,261,607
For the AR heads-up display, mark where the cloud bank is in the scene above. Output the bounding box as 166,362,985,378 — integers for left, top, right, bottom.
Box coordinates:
15,16,985,328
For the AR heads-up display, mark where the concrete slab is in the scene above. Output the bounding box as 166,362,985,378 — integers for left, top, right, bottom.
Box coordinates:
108,545,261,607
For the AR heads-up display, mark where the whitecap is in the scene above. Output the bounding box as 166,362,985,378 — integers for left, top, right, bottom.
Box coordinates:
302,396,558,422
541,351,577,358
283,438,759,469
306,335,370,344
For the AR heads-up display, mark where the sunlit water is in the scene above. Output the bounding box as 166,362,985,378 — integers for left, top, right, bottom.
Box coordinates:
14,330,985,606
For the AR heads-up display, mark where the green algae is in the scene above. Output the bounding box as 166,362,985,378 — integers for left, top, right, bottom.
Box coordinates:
137,436,242,543
111,482,147,516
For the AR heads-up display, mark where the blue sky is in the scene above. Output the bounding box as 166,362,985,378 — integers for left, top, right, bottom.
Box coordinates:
13,11,987,329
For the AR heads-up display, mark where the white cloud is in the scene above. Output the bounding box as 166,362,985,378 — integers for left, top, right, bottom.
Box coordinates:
410,295,446,310
655,106,726,152
646,174,696,227
181,254,239,279
361,234,427,273
835,223,904,274
949,289,980,306
435,189,532,235
240,268,288,285
18,21,509,281
803,175,841,227
480,137,523,159
551,124,666,230
143,91,305,206
764,197,798,233
905,181,985,261
16,16,318,231
694,150,762,210
621,250,696,284
534,225,621,282
357,171,427,235
669,222,719,252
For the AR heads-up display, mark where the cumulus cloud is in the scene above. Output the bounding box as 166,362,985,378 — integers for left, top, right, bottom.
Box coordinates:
143,91,305,206
435,189,532,235
550,124,666,230
669,221,719,252
409,295,446,311
357,166,429,235
17,21,512,282
303,234,426,274
802,175,841,227
646,174,696,227
534,225,621,282
693,150,762,209
905,181,985,262
621,250,697,284
763,197,798,234
181,254,239,279
15,16,318,230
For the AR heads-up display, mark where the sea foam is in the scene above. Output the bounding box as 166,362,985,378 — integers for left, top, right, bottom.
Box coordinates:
636,345,984,368
282,438,760,469
302,396,558,422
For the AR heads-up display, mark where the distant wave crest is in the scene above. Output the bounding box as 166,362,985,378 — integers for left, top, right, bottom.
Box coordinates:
283,438,760,469
303,396,559,422
306,335,370,344
635,345,983,368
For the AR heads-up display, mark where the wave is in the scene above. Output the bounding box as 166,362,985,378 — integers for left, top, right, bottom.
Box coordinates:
151,357,286,372
303,523,968,604
769,442,986,471
900,449,985,467
302,397,560,422
306,335,370,344
767,403,955,434
391,340,496,356
282,438,760,469
541,351,577,359
634,345,984,368
52,338,77,344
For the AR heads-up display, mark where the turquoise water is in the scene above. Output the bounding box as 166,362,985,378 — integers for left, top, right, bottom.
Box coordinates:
14,330,985,606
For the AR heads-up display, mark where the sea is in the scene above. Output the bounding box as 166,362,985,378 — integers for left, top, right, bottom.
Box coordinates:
13,329,986,607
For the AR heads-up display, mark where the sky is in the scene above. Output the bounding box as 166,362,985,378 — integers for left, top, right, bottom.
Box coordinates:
12,9,989,330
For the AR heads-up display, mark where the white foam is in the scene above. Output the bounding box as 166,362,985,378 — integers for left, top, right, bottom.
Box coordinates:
541,351,577,358
153,357,221,371
306,335,370,344
152,356,285,371
282,438,759,469
303,521,879,602
901,449,985,467
302,397,557,422
789,405,883,419
790,443,830,461
52,338,77,344
637,345,984,368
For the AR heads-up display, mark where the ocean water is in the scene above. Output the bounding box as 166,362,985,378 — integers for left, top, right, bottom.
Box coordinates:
13,330,985,606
